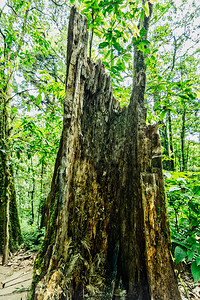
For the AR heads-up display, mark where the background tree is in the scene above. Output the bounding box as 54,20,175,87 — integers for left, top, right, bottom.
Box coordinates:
0,0,30,263
146,0,200,171
0,0,66,259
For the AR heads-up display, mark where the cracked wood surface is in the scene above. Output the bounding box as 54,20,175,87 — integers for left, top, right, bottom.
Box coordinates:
31,7,181,300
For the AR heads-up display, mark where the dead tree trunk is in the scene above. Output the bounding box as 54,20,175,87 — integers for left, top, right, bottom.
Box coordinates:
30,6,181,300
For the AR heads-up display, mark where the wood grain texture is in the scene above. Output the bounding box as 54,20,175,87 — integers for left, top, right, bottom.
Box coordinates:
30,7,181,300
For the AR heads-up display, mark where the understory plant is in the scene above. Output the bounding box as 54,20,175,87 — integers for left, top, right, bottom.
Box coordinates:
165,171,200,282
21,223,45,252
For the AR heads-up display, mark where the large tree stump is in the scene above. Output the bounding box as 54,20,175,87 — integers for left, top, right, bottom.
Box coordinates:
30,7,181,300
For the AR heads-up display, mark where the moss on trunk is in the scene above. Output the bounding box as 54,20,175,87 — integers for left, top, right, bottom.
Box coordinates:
0,90,23,257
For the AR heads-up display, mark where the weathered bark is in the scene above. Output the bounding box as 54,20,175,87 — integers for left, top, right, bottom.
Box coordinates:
30,6,181,300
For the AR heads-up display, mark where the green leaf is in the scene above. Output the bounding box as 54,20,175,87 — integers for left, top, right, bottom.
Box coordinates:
171,238,192,250
187,250,195,260
142,2,149,17
191,261,200,282
140,39,150,46
186,236,197,246
169,108,177,114
35,94,42,105
140,27,147,37
160,110,167,121
164,172,172,179
123,53,132,62
132,23,140,36
141,10,145,22
153,102,160,110
196,257,200,266
169,186,181,192
99,42,109,49
145,57,150,65
16,150,20,159
177,178,187,184
113,41,122,52
175,246,187,264
179,94,189,100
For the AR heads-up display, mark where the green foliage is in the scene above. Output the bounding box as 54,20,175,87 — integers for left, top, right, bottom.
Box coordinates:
21,224,45,252
191,261,200,283
174,246,187,264
0,0,64,246
145,0,200,172
165,171,200,282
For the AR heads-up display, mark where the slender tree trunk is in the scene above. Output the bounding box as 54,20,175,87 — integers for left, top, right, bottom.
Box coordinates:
168,110,175,170
181,106,186,171
39,162,47,228
2,161,10,265
0,5,28,260
153,90,170,170
186,141,190,170
0,74,11,264
110,21,113,73
159,121,170,169
30,157,35,225
89,10,94,58
0,90,22,262
38,162,43,226
9,166,23,250
30,6,181,300
0,68,22,261
0,91,8,264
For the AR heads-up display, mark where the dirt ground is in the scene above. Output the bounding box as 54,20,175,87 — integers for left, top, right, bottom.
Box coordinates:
0,249,35,300
0,249,199,299
178,268,200,300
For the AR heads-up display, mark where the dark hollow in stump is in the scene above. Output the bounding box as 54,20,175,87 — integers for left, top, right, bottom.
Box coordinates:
30,7,181,300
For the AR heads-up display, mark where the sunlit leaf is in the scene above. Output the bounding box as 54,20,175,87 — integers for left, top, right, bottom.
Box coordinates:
142,2,149,17
160,110,167,120
169,186,181,192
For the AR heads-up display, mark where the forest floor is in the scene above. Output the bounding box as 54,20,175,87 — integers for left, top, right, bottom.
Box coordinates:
178,268,200,300
0,249,200,299
0,249,35,299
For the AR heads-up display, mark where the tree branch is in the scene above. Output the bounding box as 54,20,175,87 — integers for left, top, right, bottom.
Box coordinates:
7,89,38,102
50,0,70,8
0,5,7,18
0,28,5,39
171,36,177,72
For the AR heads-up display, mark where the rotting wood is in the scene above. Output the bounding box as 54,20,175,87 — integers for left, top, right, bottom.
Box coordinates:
30,6,181,300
